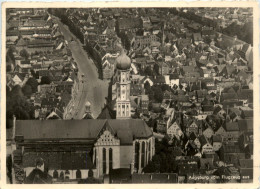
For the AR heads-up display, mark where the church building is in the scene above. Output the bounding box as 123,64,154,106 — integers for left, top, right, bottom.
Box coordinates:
13,118,154,182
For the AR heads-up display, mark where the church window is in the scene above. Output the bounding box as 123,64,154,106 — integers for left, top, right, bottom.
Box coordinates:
94,149,97,167
109,148,113,171
134,142,140,171
53,170,58,178
76,169,81,179
103,148,106,174
148,141,151,160
141,141,145,168
122,105,125,115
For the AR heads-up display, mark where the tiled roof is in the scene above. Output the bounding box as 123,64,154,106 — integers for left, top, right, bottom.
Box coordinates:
198,135,208,146
212,135,222,142
225,122,239,131
97,105,116,119
22,152,94,170
118,17,142,30
237,119,253,132
16,119,153,142
239,159,253,168
202,105,214,112
24,169,52,184
222,144,241,153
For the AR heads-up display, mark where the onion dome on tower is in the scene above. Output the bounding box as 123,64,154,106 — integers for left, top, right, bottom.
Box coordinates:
116,48,131,70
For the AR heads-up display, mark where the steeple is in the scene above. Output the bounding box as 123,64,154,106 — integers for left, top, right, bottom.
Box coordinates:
83,101,93,119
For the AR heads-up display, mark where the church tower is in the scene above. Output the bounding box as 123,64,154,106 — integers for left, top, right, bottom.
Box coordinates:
115,48,131,119
82,101,94,119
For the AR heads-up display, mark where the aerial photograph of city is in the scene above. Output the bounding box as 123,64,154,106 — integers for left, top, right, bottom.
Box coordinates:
5,7,254,184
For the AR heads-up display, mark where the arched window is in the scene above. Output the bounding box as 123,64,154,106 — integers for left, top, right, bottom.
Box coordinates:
53,170,58,178
148,141,151,160
60,171,64,179
109,148,113,171
94,149,97,167
103,148,106,174
76,169,82,179
134,142,139,170
141,141,145,168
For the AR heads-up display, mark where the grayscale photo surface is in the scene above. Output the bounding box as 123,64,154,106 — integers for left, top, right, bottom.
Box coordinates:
5,7,254,184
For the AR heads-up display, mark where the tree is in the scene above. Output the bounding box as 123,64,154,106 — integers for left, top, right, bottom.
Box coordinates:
26,77,38,93
223,21,253,45
153,64,160,75
161,84,170,92
22,85,33,97
6,85,35,128
7,155,12,183
165,36,169,43
30,69,39,79
6,65,12,72
10,85,23,98
152,85,164,103
144,81,151,93
144,66,153,76
40,76,51,85
6,86,10,96
143,137,179,173
203,36,212,44
20,49,30,60
6,46,15,64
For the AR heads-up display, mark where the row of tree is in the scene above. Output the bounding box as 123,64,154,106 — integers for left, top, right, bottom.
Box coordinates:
170,8,253,45
49,8,84,43
222,21,253,45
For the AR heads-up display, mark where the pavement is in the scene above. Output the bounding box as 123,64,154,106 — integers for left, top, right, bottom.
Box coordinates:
54,17,109,119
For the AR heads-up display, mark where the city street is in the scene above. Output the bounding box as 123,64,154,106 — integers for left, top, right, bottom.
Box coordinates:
54,17,109,119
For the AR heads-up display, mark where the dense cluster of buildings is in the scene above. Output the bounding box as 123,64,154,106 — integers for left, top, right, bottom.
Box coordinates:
7,8,254,184
6,8,79,120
